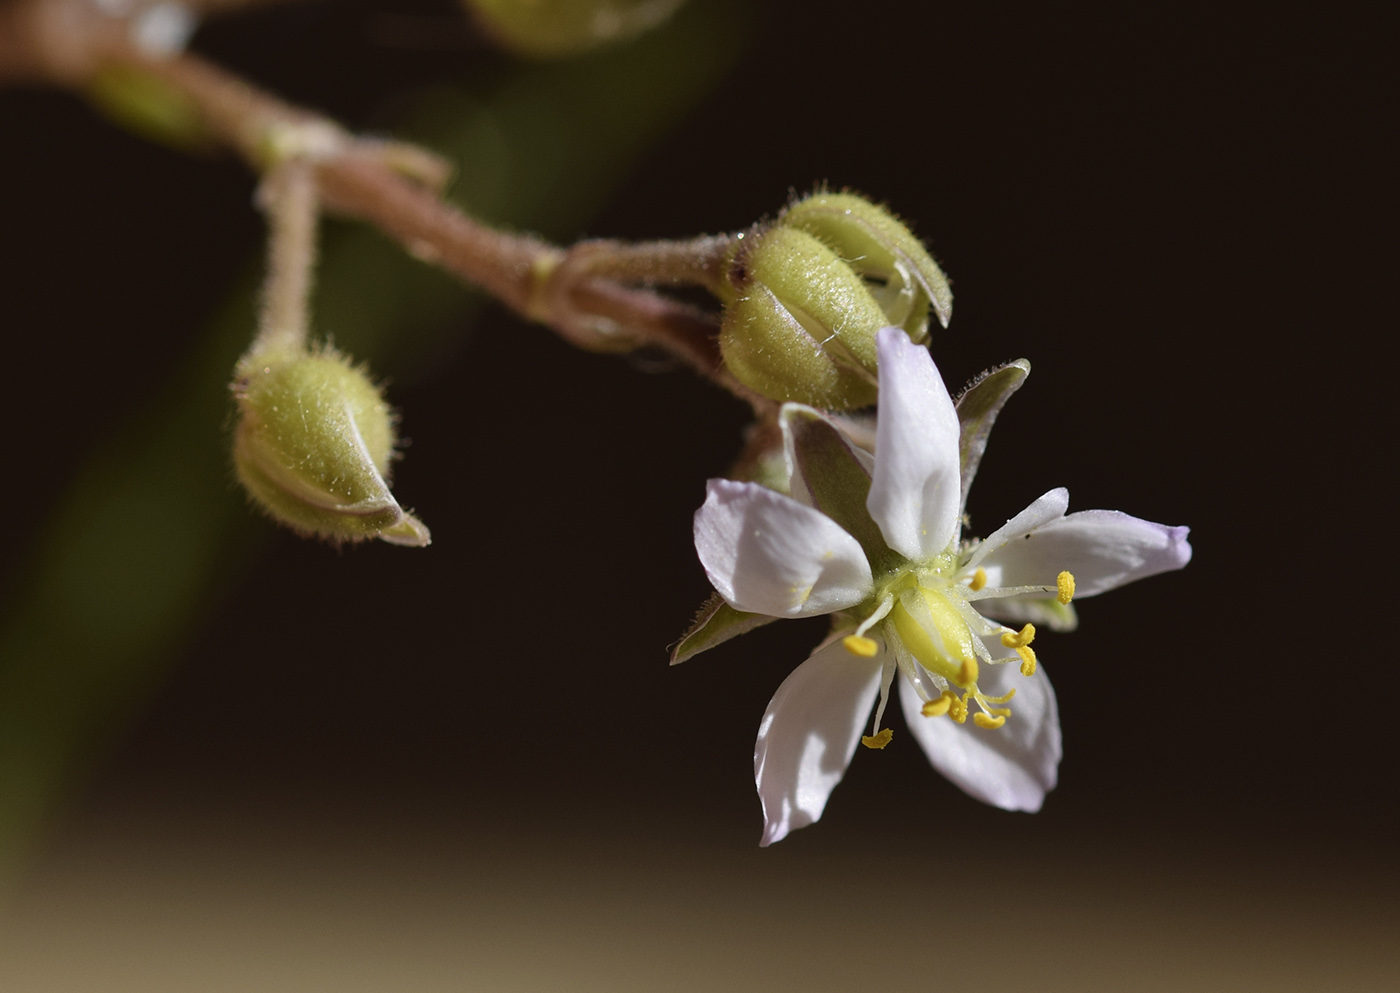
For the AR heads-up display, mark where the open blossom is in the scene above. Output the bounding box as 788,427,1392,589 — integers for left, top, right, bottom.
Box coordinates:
692,328,1191,845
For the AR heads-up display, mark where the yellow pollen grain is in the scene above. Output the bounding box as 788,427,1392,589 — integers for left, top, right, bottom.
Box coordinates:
861,728,894,749
842,634,879,658
1057,570,1076,605
973,713,1006,729
921,693,954,718
949,696,969,724
1001,624,1035,649
956,657,980,687
969,567,987,592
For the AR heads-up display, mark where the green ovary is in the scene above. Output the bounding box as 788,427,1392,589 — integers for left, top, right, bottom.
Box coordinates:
889,587,978,688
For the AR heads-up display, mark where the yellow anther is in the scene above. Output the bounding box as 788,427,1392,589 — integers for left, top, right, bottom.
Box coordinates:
956,657,979,688
842,634,879,658
981,686,1017,704
1057,570,1076,605
968,567,987,592
987,707,1012,717
1016,645,1037,676
949,696,969,724
861,728,894,749
973,712,1007,729
921,693,954,718
1000,623,1036,649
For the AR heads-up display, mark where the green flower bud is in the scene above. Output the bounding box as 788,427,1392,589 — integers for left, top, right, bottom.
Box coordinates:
779,191,953,340
232,348,429,547
464,0,688,58
719,226,892,409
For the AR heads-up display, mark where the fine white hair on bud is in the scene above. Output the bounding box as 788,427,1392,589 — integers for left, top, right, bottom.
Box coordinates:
231,347,429,547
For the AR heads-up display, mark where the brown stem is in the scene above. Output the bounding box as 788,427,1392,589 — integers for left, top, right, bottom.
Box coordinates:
2,0,758,407
254,159,318,355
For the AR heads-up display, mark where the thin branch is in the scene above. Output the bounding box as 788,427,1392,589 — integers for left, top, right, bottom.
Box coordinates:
254,159,318,356
2,0,757,406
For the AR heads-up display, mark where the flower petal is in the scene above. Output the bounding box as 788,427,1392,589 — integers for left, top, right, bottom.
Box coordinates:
977,506,1192,598
867,327,962,560
898,661,1061,811
964,487,1071,572
755,640,884,846
695,479,873,617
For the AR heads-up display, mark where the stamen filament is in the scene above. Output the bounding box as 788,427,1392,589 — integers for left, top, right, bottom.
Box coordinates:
964,583,1062,602
854,595,894,638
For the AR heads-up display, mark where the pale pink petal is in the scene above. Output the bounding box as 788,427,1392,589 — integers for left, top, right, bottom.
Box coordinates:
978,507,1192,598
755,640,884,846
695,479,873,617
964,487,1070,572
898,660,1061,811
867,327,961,560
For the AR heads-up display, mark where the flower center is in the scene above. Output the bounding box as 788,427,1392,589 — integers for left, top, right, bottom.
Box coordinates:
887,585,1015,729
846,556,1078,747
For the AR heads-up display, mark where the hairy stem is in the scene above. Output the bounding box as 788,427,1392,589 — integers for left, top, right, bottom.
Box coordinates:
2,0,760,406
253,159,318,356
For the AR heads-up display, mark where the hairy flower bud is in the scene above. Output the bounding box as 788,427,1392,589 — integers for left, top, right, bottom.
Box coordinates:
464,0,688,58
718,226,892,409
779,192,952,341
231,348,429,547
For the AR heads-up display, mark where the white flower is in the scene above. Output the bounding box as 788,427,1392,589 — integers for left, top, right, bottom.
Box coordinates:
693,328,1192,845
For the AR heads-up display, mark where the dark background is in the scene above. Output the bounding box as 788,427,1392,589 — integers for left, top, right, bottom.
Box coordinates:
0,1,1391,988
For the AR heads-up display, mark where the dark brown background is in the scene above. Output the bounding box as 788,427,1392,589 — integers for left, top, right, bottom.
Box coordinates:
0,1,1391,989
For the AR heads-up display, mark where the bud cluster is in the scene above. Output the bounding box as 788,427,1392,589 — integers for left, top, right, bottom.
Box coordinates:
717,192,953,409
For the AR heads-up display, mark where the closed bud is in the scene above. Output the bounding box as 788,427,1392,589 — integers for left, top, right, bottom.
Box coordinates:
779,191,952,340
463,0,688,58
232,348,429,547
719,226,891,409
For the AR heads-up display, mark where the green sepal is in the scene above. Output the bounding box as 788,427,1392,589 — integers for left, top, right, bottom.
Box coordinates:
671,592,775,664
782,406,900,575
780,191,953,338
955,359,1030,509
988,597,1079,632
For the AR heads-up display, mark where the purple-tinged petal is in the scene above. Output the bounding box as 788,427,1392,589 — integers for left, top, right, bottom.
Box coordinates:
867,328,961,560
977,507,1192,598
755,640,884,846
695,479,873,618
899,661,1061,812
